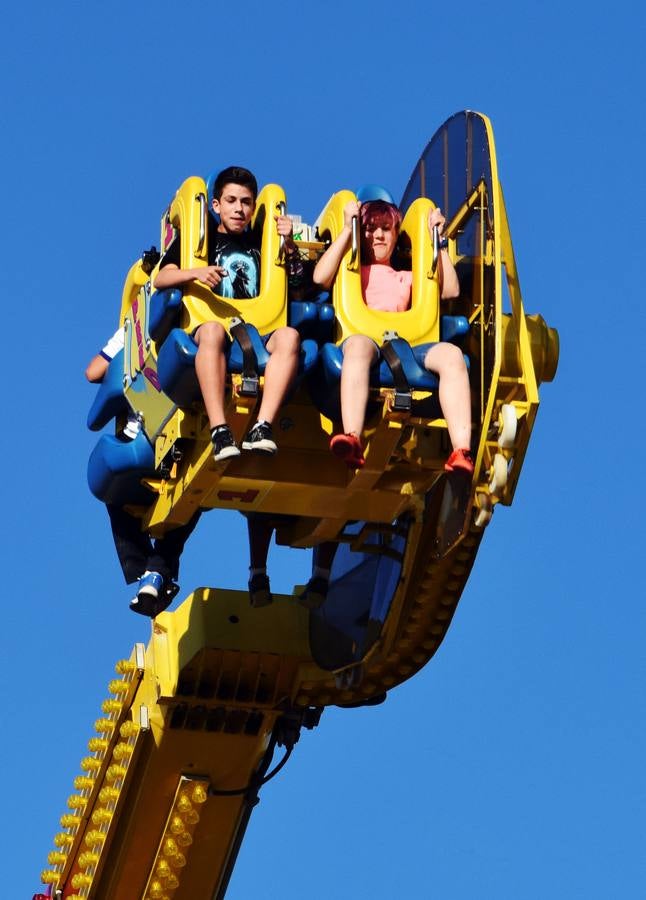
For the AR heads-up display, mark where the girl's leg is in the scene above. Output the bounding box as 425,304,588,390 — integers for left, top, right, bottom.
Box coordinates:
340,335,378,435
423,343,471,450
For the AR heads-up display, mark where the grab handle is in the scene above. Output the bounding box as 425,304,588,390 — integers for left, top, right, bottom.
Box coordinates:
196,193,206,255
349,215,359,268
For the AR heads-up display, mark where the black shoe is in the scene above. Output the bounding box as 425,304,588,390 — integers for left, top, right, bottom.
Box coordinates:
296,576,329,610
249,572,273,608
130,575,180,618
211,425,241,462
242,421,277,454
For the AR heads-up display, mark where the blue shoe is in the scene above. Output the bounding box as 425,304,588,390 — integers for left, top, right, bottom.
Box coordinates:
130,571,169,618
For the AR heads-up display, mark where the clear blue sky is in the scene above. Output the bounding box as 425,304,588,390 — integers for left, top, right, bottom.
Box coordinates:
3,1,645,897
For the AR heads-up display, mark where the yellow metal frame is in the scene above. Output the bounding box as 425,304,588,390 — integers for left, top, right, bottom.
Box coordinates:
157,177,289,336
316,190,442,345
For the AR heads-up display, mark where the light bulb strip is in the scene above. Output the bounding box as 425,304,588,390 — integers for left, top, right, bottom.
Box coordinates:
39,643,146,895
141,776,210,900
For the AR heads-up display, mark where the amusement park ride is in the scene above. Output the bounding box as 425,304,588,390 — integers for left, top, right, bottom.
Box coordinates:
35,111,558,899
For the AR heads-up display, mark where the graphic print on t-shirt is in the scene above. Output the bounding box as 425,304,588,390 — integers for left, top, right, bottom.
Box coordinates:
213,240,259,300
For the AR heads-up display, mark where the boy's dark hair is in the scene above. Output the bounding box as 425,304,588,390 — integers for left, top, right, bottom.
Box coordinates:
213,166,258,201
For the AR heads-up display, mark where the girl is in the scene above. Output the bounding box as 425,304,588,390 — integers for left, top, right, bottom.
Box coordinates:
313,199,473,473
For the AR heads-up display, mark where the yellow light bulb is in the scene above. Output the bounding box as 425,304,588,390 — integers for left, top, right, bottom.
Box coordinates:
115,658,136,674
47,850,67,865
169,815,184,834
71,872,93,888
112,742,132,760
101,698,122,715
108,679,129,695
84,829,105,848
54,832,74,847
99,786,119,803
66,794,87,810
119,720,139,738
165,874,179,889
176,830,193,847
191,784,207,804
163,837,178,857
78,850,100,868
60,813,81,828
172,851,186,868
40,869,61,885
156,859,171,879
94,718,115,734
106,764,127,782
81,756,102,771
87,737,109,752
74,775,95,791
148,880,164,899
92,808,112,825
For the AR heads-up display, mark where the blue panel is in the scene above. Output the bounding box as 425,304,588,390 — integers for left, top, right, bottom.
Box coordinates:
87,349,127,431
156,329,200,407
149,289,183,344
87,431,156,505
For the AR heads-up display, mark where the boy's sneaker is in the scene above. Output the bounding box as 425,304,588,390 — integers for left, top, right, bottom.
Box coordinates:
211,425,241,462
445,448,475,475
296,576,329,610
242,421,277,454
249,572,273,608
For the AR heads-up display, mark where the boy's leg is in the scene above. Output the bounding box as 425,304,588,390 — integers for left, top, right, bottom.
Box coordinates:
106,503,152,584
194,322,229,427
255,326,300,424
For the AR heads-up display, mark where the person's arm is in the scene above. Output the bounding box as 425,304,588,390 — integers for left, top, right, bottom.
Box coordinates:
154,263,228,291
428,208,460,300
313,200,360,290
85,354,110,383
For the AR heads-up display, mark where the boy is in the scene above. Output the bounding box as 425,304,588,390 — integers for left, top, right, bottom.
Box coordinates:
86,331,200,617
154,165,302,461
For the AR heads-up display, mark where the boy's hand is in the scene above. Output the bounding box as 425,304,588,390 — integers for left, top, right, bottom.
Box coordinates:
343,200,361,229
196,265,228,289
274,214,294,239
428,207,446,234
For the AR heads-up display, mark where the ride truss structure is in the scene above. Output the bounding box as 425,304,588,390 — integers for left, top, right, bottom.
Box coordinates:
35,111,558,900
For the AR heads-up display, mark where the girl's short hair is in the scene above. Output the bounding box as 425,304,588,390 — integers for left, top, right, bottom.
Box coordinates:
360,199,403,232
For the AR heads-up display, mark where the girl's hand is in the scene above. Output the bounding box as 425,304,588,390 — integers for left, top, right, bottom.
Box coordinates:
343,200,361,229
428,207,446,234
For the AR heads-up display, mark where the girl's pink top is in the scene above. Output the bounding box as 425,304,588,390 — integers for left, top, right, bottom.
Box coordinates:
361,265,412,312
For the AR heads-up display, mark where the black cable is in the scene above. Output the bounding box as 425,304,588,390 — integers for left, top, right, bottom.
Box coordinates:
209,741,294,798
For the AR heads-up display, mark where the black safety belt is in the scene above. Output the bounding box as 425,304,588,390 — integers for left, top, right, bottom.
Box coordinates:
229,318,259,396
380,331,412,412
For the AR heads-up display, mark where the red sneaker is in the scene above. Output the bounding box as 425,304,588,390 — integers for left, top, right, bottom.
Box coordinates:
330,433,365,469
445,448,474,474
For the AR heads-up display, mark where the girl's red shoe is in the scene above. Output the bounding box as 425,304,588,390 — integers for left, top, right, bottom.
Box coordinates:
330,433,365,469
445,448,474,474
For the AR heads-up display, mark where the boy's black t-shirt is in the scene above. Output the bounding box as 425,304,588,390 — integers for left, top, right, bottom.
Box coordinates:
160,229,261,300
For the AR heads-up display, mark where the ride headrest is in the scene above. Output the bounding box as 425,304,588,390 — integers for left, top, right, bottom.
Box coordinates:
356,184,395,204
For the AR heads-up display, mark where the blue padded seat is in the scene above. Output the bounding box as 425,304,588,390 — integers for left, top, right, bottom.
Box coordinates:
149,288,183,344
87,349,128,431
156,325,320,408
87,431,156,505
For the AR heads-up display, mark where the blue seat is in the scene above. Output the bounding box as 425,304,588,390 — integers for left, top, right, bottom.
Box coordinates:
87,349,128,431
149,288,183,344
87,431,156,506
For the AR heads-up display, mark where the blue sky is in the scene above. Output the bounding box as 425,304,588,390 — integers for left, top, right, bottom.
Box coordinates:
3,1,645,897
